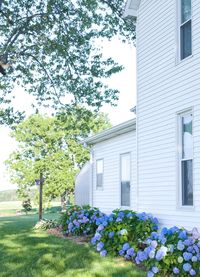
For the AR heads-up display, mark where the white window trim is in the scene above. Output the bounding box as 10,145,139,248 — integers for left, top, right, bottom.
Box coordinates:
176,0,193,63
96,158,104,190
120,152,131,208
176,108,194,210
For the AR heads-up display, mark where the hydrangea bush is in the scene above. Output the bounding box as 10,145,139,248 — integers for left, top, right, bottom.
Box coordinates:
136,226,200,276
60,205,200,276
60,205,105,236
91,209,159,257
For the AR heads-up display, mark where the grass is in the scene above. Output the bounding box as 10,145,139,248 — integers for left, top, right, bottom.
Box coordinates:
0,201,61,217
0,213,146,277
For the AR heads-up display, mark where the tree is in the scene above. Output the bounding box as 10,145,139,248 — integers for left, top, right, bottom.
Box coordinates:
6,109,111,203
0,0,136,124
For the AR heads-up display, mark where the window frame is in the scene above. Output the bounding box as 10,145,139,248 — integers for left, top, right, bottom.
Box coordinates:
178,0,193,61
120,152,131,208
96,159,104,190
177,109,194,209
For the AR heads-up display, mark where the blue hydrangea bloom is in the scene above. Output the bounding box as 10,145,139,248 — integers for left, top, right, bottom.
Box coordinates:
173,267,180,274
127,248,135,257
150,240,158,249
152,266,159,274
96,242,104,252
119,249,125,256
108,231,114,238
155,246,167,261
183,263,192,272
100,250,107,257
147,271,154,277
183,252,192,261
161,227,168,236
190,269,196,276
178,230,187,240
122,243,130,251
177,240,185,251
192,256,198,262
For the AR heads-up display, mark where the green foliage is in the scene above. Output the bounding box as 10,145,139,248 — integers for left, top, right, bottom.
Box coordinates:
6,109,111,202
34,218,58,230
60,205,104,236
0,0,136,124
94,209,158,256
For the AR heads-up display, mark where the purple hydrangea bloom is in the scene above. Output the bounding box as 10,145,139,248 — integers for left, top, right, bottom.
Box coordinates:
119,249,125,256
192,256,198,262
150,240,158,249
155,246,167,261
177,240,185,251
97,242,104,252
97,224,104,232
127,248,135,257
100,250,107,257
152,266,159,274
122,243,130,251
173,267,180,274
190,269,196,276
147,271,154,277
149,250,155,259
183,263,192,272
183,252,192,261
68,222,73,230
178,230,187,240
91,237,96,245
108,231,114,238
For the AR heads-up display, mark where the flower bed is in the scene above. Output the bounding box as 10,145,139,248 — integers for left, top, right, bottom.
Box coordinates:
60,205,105,236
60,205,200,276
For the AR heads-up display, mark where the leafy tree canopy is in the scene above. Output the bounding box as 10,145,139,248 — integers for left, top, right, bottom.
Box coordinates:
5,108,111,201
0,0,135,124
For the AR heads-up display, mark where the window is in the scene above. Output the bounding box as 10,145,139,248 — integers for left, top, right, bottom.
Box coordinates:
120,153,131,206
96,159,103,188
178,111,193,206
179,0,192,60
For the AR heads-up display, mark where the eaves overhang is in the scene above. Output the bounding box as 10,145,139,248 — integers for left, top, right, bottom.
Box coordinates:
84,118,136,145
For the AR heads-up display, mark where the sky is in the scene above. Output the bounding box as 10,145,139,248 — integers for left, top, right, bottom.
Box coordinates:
0,37,136,191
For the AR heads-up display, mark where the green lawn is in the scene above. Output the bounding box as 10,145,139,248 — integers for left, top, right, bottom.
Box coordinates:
0,213,146,277
0,201,61,217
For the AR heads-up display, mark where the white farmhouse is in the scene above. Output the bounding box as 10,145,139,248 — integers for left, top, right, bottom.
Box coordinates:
75,0,199,230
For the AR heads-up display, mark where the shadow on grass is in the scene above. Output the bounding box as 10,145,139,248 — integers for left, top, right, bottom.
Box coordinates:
0,215,146,277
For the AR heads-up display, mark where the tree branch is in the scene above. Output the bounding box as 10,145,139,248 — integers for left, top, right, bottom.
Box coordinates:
21,52,63,106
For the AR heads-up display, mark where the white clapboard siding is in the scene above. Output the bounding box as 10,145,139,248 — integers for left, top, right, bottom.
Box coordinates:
75,162,90,206
137,0,200,229
91,131,136,214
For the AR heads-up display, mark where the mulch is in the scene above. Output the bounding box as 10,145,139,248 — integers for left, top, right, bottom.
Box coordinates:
47,227,90,244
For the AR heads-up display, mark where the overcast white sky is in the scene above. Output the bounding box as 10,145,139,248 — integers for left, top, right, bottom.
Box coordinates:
0,37,136,191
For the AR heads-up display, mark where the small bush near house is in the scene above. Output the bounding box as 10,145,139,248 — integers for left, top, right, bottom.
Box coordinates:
22,199,32,214
34,218,58,230
60,205,105,236
91,209,159,257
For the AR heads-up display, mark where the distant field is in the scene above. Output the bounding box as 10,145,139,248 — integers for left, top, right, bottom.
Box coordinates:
0,201,61,217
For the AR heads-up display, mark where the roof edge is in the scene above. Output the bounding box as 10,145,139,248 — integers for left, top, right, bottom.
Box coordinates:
123,0,141,19
84,118,136,145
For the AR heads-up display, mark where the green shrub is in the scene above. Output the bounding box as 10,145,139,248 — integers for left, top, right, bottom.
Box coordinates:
34,218,58,230
91,210,159,257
